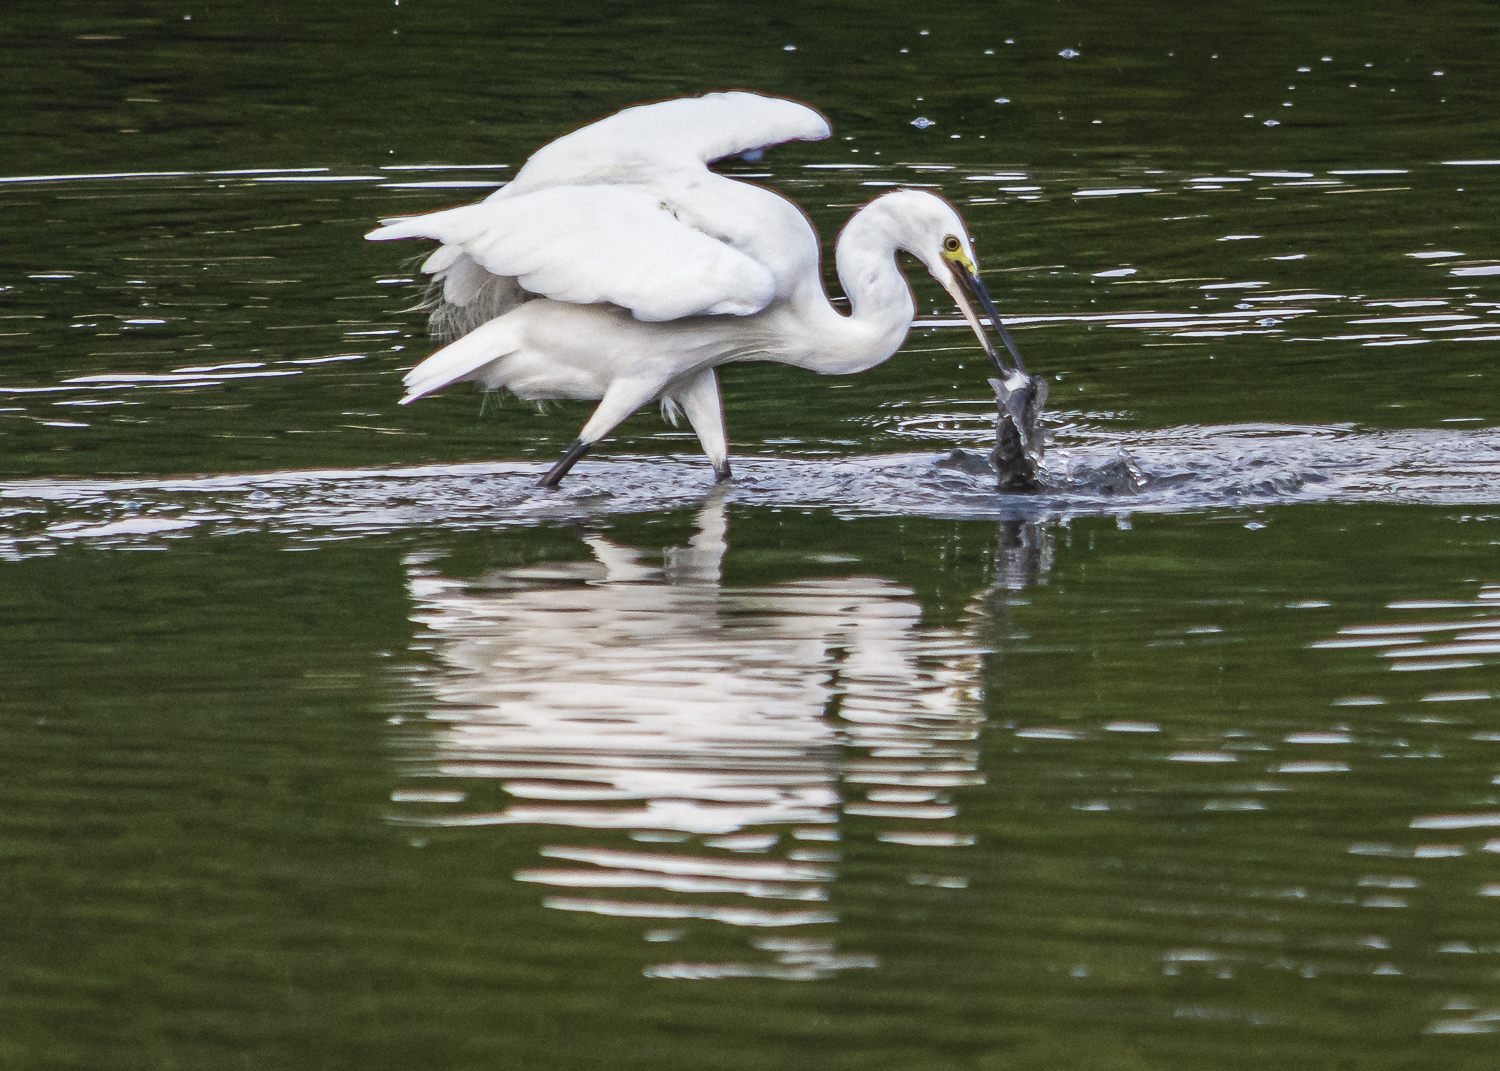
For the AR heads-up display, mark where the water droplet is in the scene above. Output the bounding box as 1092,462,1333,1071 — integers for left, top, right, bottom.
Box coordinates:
911,117,936,129
1059,48,1080,58
783,44,796,51
994,97,1010,104
1264,119,1280,127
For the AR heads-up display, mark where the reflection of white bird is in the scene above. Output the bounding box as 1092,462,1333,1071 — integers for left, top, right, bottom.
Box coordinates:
367,91,1028,486
401,492,987,839
397,495,989,977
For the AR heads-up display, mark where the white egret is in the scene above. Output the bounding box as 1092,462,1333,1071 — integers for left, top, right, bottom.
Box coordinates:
368,91,1031,487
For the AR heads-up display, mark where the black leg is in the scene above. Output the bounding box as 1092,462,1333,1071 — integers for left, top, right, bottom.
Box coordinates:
712,458,732,482
538,439,591,488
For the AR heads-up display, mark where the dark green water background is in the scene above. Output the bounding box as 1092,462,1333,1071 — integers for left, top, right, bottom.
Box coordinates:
2,2,1499,1069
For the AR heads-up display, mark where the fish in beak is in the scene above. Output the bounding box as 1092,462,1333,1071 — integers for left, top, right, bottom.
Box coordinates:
990,371,1048,492
941,245,1049,492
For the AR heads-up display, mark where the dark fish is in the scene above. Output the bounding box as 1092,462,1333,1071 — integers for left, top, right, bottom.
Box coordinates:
932,277,1049,491
990,370,1048,492
959,273,1049,492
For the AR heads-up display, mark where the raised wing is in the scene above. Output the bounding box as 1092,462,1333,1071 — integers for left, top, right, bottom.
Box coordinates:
368,184,777,321
504,91,831,196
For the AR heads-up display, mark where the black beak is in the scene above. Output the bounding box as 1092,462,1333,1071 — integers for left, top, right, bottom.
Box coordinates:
951,261,1028,377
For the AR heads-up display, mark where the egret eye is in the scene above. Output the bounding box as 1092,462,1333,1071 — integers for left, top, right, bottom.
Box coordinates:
943,235,962,253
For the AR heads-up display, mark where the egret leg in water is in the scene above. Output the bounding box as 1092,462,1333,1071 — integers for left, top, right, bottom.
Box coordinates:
365,91,1034,487
539,439,592,489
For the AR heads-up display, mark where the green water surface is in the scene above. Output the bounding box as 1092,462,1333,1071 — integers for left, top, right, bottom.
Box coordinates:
2,3,1499,1069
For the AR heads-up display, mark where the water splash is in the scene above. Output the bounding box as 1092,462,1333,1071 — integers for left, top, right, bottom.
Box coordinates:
2,423,1495,558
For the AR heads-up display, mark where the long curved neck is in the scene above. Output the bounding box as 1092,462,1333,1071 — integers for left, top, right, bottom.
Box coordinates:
779,204,914,374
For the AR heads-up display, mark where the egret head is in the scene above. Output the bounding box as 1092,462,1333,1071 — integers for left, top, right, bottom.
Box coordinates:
873,190,1027,377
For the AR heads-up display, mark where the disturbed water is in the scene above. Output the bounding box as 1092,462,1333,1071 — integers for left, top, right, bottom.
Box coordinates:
3,3,1500,1069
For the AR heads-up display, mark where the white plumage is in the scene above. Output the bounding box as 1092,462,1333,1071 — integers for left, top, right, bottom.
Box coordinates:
368,91,1022,486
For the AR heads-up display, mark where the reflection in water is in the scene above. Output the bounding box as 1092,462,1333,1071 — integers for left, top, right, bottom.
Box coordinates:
992,519,1055,592
391,497,1035,978
1313,584,1500,675
1312,583,1500,1034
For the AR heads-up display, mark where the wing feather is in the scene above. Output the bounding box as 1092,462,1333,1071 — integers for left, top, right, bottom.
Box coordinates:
366,92,828,328
506,91,830,195
370,185,776,321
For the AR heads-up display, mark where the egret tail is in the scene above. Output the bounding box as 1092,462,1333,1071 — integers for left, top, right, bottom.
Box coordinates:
400,318,518,404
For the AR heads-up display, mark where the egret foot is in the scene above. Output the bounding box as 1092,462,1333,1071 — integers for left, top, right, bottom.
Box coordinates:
539,439,591,488
713,459,732,482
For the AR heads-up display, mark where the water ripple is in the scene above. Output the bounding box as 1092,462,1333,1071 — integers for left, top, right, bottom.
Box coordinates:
0,424,1495,557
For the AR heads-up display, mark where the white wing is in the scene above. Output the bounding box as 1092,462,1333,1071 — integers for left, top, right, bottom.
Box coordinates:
366,92,829,325
503,91,830,196
370,184,776,321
